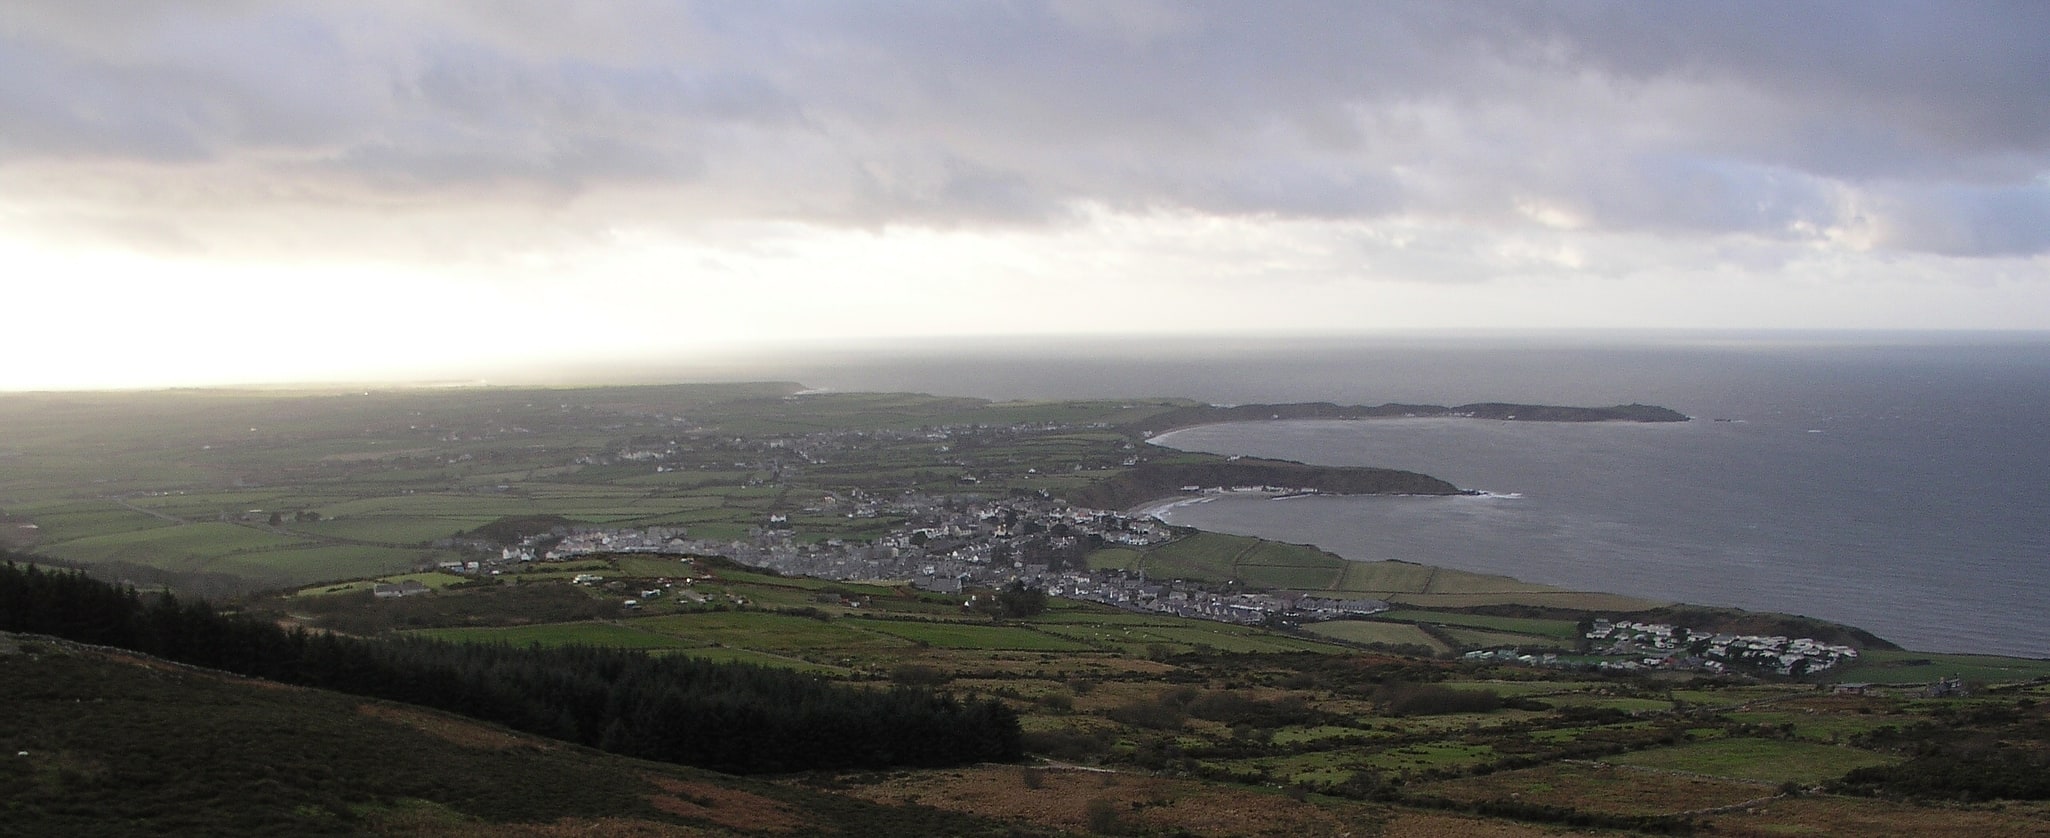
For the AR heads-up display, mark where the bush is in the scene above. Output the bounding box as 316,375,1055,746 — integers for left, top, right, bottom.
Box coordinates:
1107,700,1186,730
1376,682,1501,716
889,663,953,687
1186,690,1319,727
1022,728,1112,761
1083,797,1122,835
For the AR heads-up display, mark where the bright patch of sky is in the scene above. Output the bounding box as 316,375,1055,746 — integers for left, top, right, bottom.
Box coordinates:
1,1,2046,389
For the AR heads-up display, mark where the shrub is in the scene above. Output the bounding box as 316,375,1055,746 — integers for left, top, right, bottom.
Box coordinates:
1083,797,1122,835
1106,700,1186,730
1376,682,1501,716
889,663,953,687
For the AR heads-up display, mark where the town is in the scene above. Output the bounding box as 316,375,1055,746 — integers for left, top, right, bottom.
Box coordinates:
435,488,1391,627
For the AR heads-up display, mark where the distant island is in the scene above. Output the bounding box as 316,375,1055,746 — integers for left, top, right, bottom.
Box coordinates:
1133,401,1689,436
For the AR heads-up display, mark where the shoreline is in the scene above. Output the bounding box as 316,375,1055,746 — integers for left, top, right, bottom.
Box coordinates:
1122,423,1926,655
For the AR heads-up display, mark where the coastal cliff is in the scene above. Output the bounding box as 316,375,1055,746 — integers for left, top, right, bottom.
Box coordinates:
1066,457,1463,510
1128,401,1688,436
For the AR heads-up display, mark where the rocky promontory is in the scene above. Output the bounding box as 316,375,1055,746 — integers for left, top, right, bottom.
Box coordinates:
1065,457,1463,511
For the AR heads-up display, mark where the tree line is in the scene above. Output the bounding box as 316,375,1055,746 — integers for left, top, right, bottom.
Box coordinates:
0,555,1021,773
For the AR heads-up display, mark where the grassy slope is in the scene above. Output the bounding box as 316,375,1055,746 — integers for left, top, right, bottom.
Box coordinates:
18,561,2050,837
1092,531,1666,612
0,632,1028,838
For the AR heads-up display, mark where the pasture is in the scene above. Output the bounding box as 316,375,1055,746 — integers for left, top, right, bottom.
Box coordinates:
1378,609,1582,640
410,622,708,651
1300,620,1447,652
845,618,1091,652
1609,739,1899,785
1415,763,1773,816
1836,649,2050,684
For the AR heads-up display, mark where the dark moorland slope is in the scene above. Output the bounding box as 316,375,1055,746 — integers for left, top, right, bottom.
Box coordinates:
0,556,1021,776
0,631,1026,837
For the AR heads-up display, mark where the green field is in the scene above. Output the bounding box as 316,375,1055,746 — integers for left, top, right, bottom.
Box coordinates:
1720,708,1904,742
1379,609,1582,640
1138,532,1261,581
42,522,314,569
299,571,469,597
1300,620,1448,652
846,619,1091,651
1334,560,1438,593
1834,649,2050,684
628,612,918,662
206,545,442,585
410,622,709,650
289,515,492,545
1610,739,1899,785
1107,535,1585,599
1440,626,1566,650
1035,619,1345,655
11,503,181,543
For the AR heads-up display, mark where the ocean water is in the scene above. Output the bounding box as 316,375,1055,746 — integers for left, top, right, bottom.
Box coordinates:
758,332,2050,657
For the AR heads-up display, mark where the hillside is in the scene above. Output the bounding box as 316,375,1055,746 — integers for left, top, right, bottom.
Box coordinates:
12,553,2050,836
11,382,2050,836
0,631,1025,837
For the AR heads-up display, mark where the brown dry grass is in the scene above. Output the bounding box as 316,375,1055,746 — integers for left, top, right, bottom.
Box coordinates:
1703,795,2050,837
357,702,543,752
1413,763,1771,816
642,775,806,834
831,764,1386,837
1377,810,1583,837
372,815,720,837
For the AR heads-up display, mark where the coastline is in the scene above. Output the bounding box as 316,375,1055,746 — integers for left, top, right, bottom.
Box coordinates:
1122,418,1645,618
1122,417,1933,656
1130,496,1924,656
1138,415,2050,658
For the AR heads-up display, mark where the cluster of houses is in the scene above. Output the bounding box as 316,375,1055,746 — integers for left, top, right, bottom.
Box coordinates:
1047,574,1387,623
1583,618,1861,675
497,526,692,563
371,579,431,598
1459,618,1863,677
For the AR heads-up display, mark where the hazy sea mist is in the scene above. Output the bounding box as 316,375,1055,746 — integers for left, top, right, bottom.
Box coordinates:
735,331,2050,657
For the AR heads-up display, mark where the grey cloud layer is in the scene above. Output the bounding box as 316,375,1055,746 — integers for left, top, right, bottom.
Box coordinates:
2,1,2045,255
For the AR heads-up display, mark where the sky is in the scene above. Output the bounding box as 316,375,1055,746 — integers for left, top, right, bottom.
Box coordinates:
2,1,2048,390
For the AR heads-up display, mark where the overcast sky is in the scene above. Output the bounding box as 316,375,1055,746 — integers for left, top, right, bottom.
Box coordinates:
3,1,2047,389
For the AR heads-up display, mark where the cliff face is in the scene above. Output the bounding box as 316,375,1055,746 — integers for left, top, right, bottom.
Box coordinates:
1128,401,1688,436
1066,458,1463,510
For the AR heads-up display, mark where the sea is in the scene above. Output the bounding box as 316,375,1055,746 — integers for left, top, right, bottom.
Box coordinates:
717,331,2050,658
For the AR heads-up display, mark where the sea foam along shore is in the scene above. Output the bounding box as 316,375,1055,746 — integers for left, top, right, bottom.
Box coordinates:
1130,495,1213,521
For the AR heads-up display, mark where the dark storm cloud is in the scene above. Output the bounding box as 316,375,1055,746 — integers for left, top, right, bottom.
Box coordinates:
1,1,2045,256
